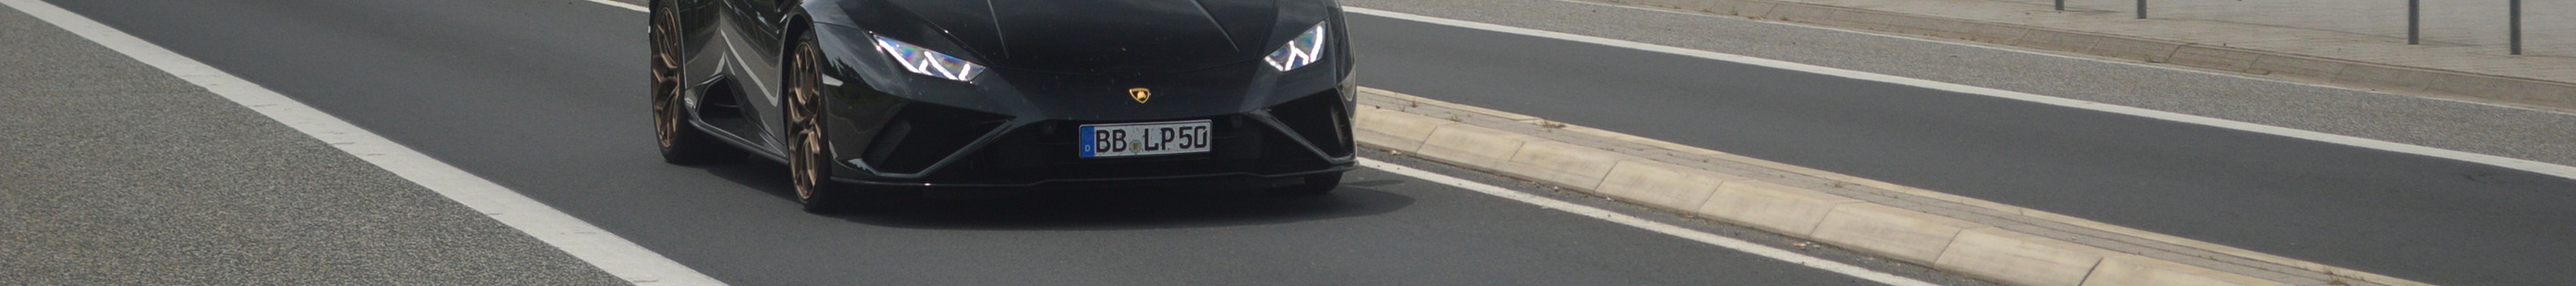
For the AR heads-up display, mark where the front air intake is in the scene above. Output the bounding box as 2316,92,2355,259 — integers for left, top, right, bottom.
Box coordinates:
857,103,1006,174
1265,90,1352,157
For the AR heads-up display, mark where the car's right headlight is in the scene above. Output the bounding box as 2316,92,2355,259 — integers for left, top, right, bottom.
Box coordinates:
1264,23,1328,72
872,36,985,82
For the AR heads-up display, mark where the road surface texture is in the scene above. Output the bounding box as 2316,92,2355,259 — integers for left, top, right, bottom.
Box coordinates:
22,0,2576,284
0,4,624,285
1343,0,2576,285
2023,0,2575,57
13,0,1995,284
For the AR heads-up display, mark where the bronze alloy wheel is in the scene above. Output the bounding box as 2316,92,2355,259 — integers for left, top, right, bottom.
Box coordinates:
649,4,682,151
786,34,842,213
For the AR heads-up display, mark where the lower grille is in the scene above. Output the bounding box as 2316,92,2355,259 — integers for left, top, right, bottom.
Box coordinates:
1266,90,1353,157
858,103,1006,174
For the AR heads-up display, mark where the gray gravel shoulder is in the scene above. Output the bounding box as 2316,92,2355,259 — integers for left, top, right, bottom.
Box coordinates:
1342,0,2576,167
0,4,625,285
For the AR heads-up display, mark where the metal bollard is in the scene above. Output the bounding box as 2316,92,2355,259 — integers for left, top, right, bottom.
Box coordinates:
2510,0,2522,55
2409,0,2419,45
2136,0,2147,19
2055,0,2064,12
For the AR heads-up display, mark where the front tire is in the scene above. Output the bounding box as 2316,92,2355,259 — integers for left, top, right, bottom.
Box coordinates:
786,30,852,214
651,2,740,165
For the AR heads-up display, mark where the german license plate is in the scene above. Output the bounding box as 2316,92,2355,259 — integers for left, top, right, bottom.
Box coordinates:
1079,120,1213,158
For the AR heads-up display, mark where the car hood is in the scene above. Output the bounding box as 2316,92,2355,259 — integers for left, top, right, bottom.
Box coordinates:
870,0,1289,75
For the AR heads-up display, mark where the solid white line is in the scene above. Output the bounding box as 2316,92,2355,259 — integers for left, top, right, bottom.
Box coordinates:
584,0,646,12
1552,0,2575,116
1358,158,1941,286
0,1,724,285
1343,7,2576,181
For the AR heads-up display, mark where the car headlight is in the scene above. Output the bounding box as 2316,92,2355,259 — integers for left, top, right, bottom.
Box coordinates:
872,36,985,82
1264,23,1328,72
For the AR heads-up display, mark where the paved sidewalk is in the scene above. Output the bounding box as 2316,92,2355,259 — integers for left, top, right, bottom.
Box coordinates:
0,4,625,285
1609,0,2576,111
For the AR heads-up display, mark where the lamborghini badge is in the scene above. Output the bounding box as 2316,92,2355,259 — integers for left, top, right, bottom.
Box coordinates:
1128,88,1152,104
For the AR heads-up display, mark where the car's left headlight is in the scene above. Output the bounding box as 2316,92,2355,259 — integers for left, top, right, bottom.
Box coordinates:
1264,23,1328,72
872,36,985,82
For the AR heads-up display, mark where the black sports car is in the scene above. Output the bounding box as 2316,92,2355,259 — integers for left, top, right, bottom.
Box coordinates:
648,0,1358,212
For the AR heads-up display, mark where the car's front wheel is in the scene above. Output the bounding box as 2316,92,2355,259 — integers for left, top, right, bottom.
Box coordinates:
785,30,852,214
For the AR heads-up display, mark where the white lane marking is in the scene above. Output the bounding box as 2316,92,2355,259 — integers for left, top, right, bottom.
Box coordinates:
0,1,725,285
1344,7,2576,181
585,0,646,12
1554,0,2575,116
1359,158,1941,286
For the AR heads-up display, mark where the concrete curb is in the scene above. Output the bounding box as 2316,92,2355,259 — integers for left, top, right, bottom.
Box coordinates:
1585,0,2576,112
1934,228,2109,286
1351,87,2428,286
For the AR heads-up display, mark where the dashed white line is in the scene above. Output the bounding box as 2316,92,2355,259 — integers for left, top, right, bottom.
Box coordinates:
0,0,724,285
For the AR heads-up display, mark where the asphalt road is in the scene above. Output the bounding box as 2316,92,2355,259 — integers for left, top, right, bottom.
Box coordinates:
1343,3,2576,286
27,0,1974,284
0,5,622,284
34,0,2576,284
